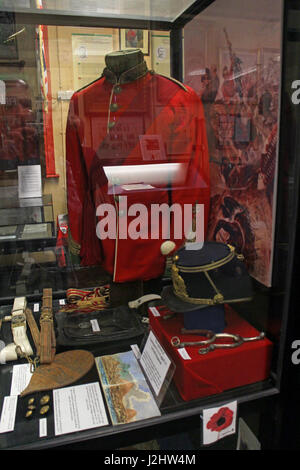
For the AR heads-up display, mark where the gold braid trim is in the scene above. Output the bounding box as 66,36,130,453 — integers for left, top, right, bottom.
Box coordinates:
59,287,110,313
171,245,239,305
171,264,189,301
154,72,188,92
68,230,81,256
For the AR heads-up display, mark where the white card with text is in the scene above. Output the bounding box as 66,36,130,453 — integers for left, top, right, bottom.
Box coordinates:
202,401,237,445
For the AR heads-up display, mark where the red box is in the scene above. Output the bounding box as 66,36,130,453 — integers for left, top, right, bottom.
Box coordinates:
149,305,273,401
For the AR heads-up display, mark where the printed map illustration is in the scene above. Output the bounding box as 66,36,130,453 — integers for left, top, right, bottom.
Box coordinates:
95,350,161,425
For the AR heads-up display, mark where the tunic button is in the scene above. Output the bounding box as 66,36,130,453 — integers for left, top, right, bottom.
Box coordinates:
108,121,116,129
114,86,122,94
110,103,119,112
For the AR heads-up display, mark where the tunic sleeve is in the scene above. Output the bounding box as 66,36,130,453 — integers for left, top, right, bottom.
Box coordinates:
65,93,88,259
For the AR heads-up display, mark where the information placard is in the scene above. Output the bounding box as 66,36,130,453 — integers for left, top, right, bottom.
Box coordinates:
18,165,42,199
139,330,175,406
53,382,108,436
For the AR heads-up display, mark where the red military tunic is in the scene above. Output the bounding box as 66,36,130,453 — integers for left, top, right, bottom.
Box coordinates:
66,61,210,282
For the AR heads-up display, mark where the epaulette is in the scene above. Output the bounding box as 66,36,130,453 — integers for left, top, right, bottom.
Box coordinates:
150,70,188,92
75,75,103,94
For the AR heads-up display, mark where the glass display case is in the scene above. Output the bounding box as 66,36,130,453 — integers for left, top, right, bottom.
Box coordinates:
0,0,299,451
0,192,56,298
0,194,54,243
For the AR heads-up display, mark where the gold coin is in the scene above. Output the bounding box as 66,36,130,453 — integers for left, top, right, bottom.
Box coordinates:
40,395,50,405
25,410,33,419
40,405,50,415
28,398,35,405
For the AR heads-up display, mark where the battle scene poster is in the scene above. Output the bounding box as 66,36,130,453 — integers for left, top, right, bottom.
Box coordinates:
186,30,280,287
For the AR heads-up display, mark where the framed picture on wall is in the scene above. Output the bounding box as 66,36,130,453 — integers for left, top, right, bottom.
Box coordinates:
119,29,149,55
0,12,19,60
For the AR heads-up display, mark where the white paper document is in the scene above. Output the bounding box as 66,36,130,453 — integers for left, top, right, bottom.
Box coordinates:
0,364,32,434
39,418,47,438
18,165,42,199
53,382,108,436
0,396,18,434
177,347,192,360
140,330,171,397
121,184,155,191
149,306,161,317
0,80,5,105
10,363,32,396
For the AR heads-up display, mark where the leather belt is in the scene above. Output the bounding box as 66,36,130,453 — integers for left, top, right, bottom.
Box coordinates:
25,307,41,352
0,297,33,364
10,297,33,358
38,288,56,364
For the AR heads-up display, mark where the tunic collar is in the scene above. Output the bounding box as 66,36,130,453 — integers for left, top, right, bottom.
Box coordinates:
102,60,149,85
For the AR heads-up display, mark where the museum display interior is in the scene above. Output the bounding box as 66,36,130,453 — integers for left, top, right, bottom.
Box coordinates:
0,0,299,450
